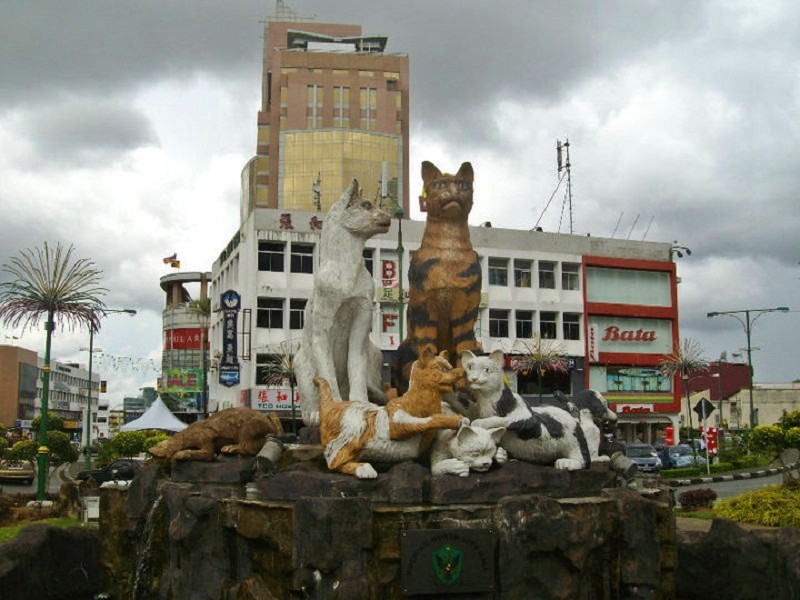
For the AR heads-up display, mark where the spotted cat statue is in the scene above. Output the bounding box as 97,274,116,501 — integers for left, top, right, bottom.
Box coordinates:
463,350,616,470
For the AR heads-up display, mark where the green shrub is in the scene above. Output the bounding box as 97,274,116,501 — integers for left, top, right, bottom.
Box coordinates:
31,412,64,434
678,488,718,510
144,432,169,451
661,467,702,479
709,462,733,474
784,427,800,450
0,438,8,455
749,425,785,456
715,485,800,527
46,431,79,465
778,410,800,431
731,455,760,469
7,439,38,462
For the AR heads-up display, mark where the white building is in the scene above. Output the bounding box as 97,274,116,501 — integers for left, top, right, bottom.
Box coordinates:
209,205,681,441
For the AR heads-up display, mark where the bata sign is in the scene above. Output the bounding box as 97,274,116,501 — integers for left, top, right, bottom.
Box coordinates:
601,326,656,342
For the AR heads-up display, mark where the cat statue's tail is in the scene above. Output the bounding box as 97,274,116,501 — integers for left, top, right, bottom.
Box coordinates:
313,376,335,431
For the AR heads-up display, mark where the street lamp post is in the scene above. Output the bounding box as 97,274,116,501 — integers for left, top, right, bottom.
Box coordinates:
83,308,136,468
396,202,404,342
707,307,789,428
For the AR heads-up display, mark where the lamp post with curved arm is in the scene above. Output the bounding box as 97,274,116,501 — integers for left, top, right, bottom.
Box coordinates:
83,308,137,468
707,307,789,428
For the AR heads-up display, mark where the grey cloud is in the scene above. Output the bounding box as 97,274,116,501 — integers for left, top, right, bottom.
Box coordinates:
16,99,158,166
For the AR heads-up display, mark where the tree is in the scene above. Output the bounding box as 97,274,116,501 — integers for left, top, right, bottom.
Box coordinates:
0,242,107,499
659,338,709,461
512,334,569,402
7,439,38,462
109,430,148,459
31,412,64,435
46,430,79,465
260,341,300,435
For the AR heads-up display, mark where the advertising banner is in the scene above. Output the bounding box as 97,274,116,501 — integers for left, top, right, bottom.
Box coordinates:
162,369,204,393
164,328,203,350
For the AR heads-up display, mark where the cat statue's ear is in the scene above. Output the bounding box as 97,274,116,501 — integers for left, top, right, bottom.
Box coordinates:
488,427,506,445
461,350,477,368
421,161,442,183
346,179,360,207
456,162,474,182
489,349,504,366
455,425,478,445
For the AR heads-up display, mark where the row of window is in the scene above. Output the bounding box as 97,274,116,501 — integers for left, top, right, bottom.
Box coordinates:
257,298,307,330
287,85,396,131
488,310,581,341
489,258,580,291
259,241,579,294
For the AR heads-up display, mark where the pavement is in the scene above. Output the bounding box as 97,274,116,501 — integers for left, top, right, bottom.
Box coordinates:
664,461,799,487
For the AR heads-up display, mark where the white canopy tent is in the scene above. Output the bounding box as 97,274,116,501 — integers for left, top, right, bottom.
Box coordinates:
120,397,188,432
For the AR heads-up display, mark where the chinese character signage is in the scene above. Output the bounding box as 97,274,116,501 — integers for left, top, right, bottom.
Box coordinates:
254,388,299,412
219,289,241,387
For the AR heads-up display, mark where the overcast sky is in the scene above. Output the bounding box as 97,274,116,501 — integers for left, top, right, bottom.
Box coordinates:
1,0,797,407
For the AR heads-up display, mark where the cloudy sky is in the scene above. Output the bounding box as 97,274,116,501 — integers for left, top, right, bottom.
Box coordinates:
1,0,798,407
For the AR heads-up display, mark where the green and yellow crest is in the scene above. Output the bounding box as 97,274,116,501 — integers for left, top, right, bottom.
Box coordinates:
432,544,463,585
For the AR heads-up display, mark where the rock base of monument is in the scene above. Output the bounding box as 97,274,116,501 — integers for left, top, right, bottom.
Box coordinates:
100,451,677,600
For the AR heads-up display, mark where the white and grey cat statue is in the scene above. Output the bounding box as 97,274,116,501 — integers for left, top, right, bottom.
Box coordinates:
463,350,615,471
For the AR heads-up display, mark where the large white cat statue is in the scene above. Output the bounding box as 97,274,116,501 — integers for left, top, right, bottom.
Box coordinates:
295,180,391,425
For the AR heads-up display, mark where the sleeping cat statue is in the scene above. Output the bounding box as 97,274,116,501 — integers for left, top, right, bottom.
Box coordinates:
430,424,507,477
295,180,391,425
463,350,615,470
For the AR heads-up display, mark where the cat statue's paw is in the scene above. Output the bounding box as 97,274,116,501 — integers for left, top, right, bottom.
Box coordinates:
593,454,611,463
432,458,470,478
495,446,508,464
355,464,378,479
554,458,583,471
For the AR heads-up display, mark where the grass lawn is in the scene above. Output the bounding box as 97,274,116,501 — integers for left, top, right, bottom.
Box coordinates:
0,517,84,544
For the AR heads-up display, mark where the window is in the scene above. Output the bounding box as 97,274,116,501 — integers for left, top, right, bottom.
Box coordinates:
257,298,283,329
488,258,508,286
489,309,509,337
539,261,556,289
359,87,377,130
307,84,323,128
516,310,534,339
517,369,571,396
562,263,580,291
514,259,532,288
290,243,314,274
334,86,350,128
540,311,557,339
289,298,307,330
363,249,374,275
563,313,581,340
258,241,284,272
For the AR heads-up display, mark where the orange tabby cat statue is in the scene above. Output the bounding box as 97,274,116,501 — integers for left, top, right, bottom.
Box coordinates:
315,348,467,479
392,161,482,396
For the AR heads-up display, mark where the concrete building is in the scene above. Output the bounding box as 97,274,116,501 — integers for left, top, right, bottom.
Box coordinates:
243,8,409,219
159,272,211,416
0,345,38,430
725,382,800,429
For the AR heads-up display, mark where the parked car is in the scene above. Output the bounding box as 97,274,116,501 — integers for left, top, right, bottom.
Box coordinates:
0,459,36,485
657,444,697,469
76,458,142,485
624,443,663,472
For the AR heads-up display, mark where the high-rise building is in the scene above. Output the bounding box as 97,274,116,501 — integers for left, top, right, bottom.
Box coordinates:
240,6,409,221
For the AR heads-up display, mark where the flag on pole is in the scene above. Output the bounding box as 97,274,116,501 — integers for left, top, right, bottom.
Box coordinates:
162,253,177,264
170,260,181,269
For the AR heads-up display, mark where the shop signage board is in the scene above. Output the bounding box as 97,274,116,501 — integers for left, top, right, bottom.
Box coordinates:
219,290,241,387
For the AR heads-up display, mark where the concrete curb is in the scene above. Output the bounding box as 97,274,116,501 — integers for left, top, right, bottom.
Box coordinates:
665,461,799,487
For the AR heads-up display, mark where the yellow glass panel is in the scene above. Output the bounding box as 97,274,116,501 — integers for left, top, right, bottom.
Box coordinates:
395,92,402,110
384,72,400,79
396,121,402,135
310,68,323,74
359,88,367,108
281,67,297,74
359,70,374,77
333,69,348,76
257,125,270,144
280,87,287,107
256,186,270,204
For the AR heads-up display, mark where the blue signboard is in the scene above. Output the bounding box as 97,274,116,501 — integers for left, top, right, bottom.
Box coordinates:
219,289,241,388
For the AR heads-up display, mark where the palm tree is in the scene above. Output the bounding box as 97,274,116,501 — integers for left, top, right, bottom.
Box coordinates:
659,338,709,461
0,243,107,500
259,341,300,436
513,334,569,402
187,297,211,416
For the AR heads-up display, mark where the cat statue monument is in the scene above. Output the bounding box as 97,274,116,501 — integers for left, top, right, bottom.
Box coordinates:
295,180,391,426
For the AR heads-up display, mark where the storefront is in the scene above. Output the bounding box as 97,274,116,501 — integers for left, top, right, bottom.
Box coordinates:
583,256,680,444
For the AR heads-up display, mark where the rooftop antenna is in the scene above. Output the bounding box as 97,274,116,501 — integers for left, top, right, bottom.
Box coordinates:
611,211,624,238
641,215,655,241
626,213,640,240
556,139,574,234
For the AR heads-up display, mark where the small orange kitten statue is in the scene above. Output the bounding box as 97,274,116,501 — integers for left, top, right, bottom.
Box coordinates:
314,349,467,479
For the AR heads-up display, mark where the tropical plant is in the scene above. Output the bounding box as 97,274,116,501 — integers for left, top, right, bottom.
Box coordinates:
31,412,64,435
108,430,149,459
0,242,107,500
259,340,300,435
7,439,38,462
512,333,569,401
46,430,79,465
659,338,709,460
